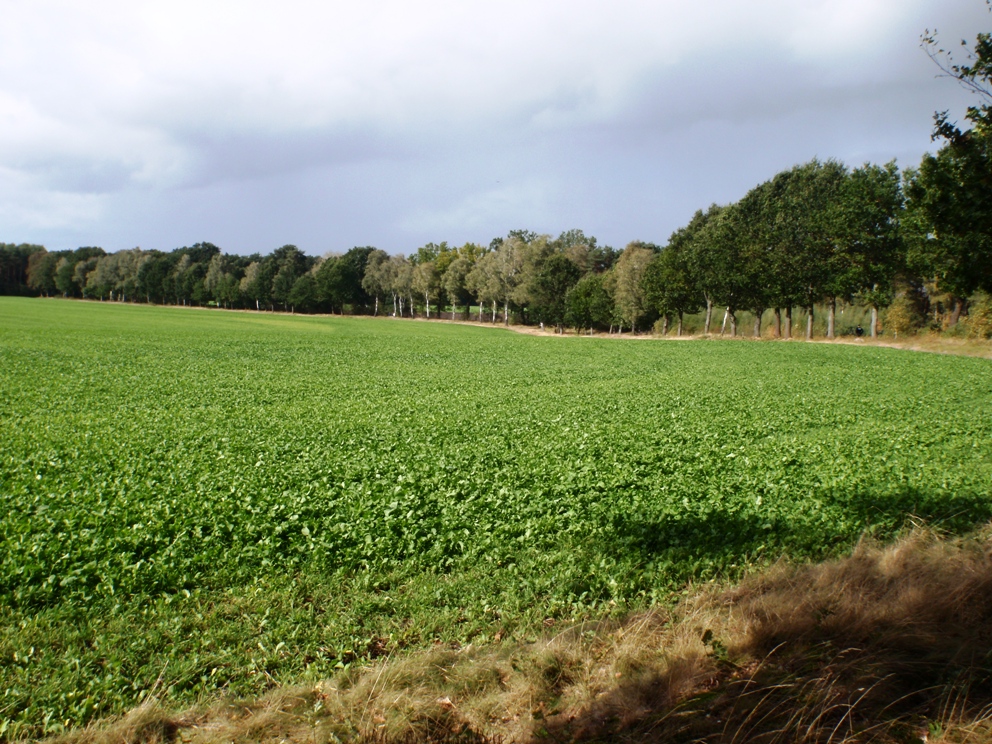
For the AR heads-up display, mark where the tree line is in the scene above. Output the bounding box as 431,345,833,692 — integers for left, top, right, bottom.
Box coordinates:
4,14,991,339
4,151,987,339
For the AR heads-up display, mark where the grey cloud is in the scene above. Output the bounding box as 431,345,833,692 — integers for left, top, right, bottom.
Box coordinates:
4,0,990,257
173,126,412,188
6,156,136,194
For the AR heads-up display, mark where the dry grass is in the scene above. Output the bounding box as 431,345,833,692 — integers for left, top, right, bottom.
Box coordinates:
831,334,992,359
45,527,992,744
501,319,992,358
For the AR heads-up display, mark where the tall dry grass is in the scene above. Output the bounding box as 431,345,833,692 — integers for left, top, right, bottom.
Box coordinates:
47,527,992,744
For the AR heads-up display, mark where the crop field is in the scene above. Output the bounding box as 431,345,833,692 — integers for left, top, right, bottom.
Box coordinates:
2,297,992,738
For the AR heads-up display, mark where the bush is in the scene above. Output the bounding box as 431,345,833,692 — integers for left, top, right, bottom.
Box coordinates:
883,296,924,337
965,292,992,339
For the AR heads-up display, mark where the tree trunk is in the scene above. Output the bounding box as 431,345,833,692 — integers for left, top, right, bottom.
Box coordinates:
374,296,378,316
704,298,713,334
720,307,729,335
949,298,962,327
503,300,509,326
661,316,669,335
492,300,497,323
784,307,792,340
729,311,737,337
871,305,879,338
677,312,684,336
806,305,814,340
753,309,763,338
425,294,430,319
256,299,260,311
827,298,836,339
773,308,781,338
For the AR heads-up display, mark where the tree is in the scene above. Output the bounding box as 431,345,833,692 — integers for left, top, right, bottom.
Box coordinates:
27,250,60,296
318,246,375,313
271,263,298,310
361,249,391,316
54,257,75,297
909,5,992,318
491,238,525,324
763,160,849,340
722,183,776,338
507,229,538,243
287,273,318,313
531,253,582,331
682,206,725,334
552,229,599,275
465,252,501,323
0,243,46,294
509,234,554,324
642,234,702,337
240,261,267,310
343,247,377,300
705,205,754,337
378,256,402,316
73,256,100,297
442,256,474,320
390,256,414,317
85,253,121,300
268,245,311,311
612,242,658,332
411,261,440,318
565,272,613,333
204,253,225,297
835,162,904,337
134,251,169,304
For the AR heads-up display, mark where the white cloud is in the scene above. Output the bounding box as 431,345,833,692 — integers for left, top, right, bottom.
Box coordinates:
0,166,106,232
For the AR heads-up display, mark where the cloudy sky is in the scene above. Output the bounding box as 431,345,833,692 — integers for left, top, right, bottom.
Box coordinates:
1,0,989,256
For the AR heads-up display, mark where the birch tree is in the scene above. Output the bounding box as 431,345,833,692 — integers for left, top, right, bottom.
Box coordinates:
613,242,657,332
412,261,440,318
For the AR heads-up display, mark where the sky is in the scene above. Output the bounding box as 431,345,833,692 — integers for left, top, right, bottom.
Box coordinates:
1,0,990,257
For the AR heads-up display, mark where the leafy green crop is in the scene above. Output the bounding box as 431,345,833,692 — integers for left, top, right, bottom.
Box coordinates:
1,298,991,738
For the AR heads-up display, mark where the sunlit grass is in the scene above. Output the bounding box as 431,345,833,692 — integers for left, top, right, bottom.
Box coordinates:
2,297,991,738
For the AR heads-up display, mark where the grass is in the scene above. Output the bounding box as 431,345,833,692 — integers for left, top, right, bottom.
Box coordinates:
1,297,992,739
47,526,992,743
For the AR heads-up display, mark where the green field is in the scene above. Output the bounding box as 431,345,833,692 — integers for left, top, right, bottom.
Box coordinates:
2,297,991,738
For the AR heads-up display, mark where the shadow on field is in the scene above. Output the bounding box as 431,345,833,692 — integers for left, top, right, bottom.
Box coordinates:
602,486,992,573
539,528,992,744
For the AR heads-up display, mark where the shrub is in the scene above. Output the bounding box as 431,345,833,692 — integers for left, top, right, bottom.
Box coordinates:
883,296,924,337
965,292,992,339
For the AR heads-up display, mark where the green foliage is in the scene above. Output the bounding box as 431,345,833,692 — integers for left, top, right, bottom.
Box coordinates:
910,8,992,298
565,273,612,331
966,292,992,338
0,244,48,296
2,298,992,737
883,295,925,337
530,253,582,329
643,233,702,331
